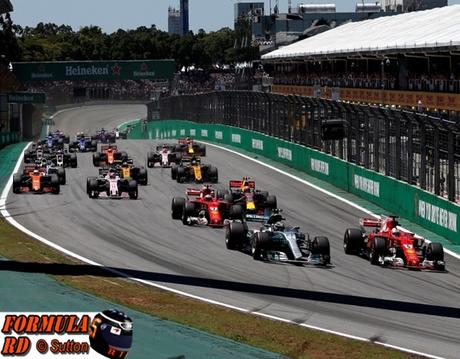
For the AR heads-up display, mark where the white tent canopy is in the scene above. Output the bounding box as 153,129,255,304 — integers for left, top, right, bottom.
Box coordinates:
262,5,460,60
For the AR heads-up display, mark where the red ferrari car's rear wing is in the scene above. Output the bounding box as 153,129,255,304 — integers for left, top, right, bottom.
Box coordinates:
186,188,202,197
229,180,255,189
359,218,382,227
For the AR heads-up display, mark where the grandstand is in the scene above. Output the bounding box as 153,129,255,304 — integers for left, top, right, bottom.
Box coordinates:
261,5,460,117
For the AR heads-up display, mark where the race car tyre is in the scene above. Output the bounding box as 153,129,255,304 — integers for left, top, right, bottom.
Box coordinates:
313,236,331,263
226,221,246,250
426,242,444,262
86,178,91,195
370,237,386,265
174,144,182,153
343,228,363,254
199,144,206,156
121,151,128,161
23,150,30,163
51,175,60,195
176,167,185,183
182,202,195,225
265,195,277,209
91,140,98,152
174,152,182,163
64,136,70,144
253,232,270,260
209,166,218,183
171,164,178,180
128,180,138,199
88,178,99,198
70,153,77,168
171,197,186,219
216,189,229,199
139,168,148,185
57,167,66,185
147,152,155,168
93,153,100,166
12,174,22,194
260,191,269,200
58,138,64,146
229,204,244,221
224,193,234,203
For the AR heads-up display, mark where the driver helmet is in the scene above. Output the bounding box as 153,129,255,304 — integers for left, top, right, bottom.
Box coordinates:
191,157,197,165
33,169,39,175
391,227,401,237
204,194,212,201
198,209,206,218
273,222,285,232
109,170,116,178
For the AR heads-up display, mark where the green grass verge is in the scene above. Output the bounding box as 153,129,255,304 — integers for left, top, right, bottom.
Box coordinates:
0,218,423,359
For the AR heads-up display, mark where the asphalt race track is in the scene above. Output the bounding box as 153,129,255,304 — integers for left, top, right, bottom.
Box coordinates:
7,105,460,358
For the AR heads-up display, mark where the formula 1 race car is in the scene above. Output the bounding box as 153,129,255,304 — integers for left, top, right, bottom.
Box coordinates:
147,144,182,168
93,145,128,167
92,128,116,143
86,170,138,199
344,215,446,270
221,178,277,222
24,145,77,169
225,210,331,265
171,185,243,227
27,161,66,185
99,161,148,186
69,134,98,152
39,130,70,149
176,138,206,157
13,168,60,194
171,157,218,183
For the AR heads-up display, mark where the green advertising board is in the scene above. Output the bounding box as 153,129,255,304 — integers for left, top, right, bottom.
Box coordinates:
7,92,46,104
12,60,176,82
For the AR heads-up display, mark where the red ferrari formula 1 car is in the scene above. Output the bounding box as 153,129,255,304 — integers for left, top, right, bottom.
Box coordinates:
344,215,446,270
171,185,243,227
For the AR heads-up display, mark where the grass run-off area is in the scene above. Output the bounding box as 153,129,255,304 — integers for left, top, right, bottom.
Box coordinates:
0,218,424,359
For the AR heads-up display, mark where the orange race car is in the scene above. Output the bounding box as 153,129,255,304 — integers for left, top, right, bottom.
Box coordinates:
12,166,60,194
93,145,128,167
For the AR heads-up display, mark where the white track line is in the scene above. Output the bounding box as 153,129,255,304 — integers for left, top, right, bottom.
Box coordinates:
0,138,450,359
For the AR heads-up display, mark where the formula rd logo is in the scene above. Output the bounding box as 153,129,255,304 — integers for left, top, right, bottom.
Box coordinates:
1,314,90,356
0,310,133,358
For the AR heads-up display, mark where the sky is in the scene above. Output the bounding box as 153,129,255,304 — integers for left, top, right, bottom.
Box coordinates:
9,0,460,33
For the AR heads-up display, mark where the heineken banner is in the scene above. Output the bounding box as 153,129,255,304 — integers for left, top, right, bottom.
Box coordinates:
7,92,46,104
12,60,176,82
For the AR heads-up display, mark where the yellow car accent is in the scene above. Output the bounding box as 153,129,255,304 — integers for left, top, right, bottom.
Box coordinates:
188,146,194,154
122,167,131,178
192,165,202,181
246,201,256,210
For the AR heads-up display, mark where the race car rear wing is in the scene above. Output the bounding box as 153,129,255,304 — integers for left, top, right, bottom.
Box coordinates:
186,188,202,197
359,218,382,227
229,180,256,189
100,144,118,152
178,138,194,145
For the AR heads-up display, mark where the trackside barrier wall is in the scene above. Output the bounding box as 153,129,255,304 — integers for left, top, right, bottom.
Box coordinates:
0,132,19,149
129,120,460,244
